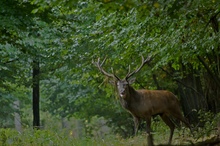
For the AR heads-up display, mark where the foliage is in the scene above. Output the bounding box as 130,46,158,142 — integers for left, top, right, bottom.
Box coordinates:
194,111,220,140
0,0,220,141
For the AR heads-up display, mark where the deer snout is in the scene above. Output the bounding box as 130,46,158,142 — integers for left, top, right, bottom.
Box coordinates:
119,90,126,97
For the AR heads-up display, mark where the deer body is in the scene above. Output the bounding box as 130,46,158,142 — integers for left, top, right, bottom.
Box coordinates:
93,56,191,146
119,89,180,118
117,81,190,146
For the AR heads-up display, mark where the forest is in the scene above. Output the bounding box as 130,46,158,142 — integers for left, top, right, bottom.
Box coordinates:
0,0,220,145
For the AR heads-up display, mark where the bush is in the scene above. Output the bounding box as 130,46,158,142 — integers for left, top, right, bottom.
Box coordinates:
194,110,220,140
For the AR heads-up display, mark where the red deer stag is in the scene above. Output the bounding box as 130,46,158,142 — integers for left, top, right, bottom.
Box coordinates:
93,56,191,146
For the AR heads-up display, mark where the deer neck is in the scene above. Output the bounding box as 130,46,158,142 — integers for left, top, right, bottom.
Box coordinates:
126,85,138,99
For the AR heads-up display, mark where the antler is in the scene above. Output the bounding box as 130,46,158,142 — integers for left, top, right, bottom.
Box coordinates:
125,55,151,80
93,57,120,80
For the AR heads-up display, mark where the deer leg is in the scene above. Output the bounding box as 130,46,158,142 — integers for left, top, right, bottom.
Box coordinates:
160,114,175,144
172,110,193,135
133,116,140,135
172,110,191,129
145,117,154,146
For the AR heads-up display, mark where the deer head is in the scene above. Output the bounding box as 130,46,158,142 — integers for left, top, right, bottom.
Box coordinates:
93,55,151,98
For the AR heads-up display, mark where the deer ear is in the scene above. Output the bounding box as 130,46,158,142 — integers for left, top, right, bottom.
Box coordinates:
128,77,136,84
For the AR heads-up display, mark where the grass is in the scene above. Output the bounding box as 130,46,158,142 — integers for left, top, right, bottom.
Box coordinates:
0,128,195,146
0,125,218,146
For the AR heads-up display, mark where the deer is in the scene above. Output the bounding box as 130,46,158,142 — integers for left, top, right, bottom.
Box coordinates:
93,55,191,146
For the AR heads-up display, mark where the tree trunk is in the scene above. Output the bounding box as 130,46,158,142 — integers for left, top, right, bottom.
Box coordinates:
61,117,69,129
204,74,220,113
33,60,40,129
202,12,220,113
178,71,208,124
74,119,83,138
14,100,22,132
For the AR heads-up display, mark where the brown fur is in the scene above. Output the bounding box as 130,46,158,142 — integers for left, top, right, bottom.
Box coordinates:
93,56,191,145
118,83,191,146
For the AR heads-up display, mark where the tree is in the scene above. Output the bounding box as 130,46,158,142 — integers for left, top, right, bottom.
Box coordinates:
32,0,220,127
1,0,219,135
0,0,70,129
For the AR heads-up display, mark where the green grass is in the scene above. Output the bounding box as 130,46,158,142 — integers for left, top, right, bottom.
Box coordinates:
0,127,217,146
0,128,191,146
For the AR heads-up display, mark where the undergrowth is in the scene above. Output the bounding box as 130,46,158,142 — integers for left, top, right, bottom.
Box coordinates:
0,127,215,146
0,128,189,146
0,111,219,146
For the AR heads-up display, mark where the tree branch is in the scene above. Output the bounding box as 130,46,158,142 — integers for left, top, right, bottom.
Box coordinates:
3,58,19,64
159,66,204,97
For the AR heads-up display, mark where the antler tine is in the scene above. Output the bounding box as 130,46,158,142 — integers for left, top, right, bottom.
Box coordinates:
125,55,151,80
100,56,107,67
125,65,131,80
144,55,152,64
93,57,115,78
111,67,121,80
